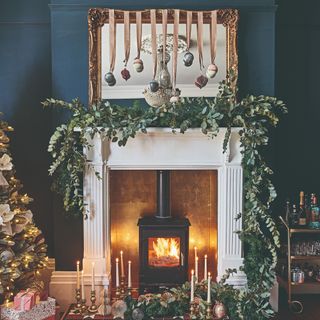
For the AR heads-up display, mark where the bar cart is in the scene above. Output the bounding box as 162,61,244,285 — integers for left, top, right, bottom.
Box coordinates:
279,216,320,313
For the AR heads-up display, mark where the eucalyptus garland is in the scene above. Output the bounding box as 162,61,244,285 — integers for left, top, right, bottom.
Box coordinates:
43,79,287,319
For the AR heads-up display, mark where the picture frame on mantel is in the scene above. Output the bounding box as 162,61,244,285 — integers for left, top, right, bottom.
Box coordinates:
88,9,239,105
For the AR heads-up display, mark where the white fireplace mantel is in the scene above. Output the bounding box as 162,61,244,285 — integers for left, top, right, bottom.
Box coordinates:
50,127,247,309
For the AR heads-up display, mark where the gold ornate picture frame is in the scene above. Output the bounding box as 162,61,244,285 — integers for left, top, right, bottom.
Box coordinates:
88,9,239,105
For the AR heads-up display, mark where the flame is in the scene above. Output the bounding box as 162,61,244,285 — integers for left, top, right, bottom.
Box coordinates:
152,238,180,260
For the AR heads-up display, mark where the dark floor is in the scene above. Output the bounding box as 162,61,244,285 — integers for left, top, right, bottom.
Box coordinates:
274,293,320,320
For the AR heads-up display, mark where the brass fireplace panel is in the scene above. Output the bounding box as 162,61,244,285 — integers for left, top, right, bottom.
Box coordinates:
110,170,218,288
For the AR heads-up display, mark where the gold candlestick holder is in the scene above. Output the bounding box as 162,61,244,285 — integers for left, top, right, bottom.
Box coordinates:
115,285,121,301
190,301,197,318
80,298,87,315
206,302,212,319
88,289,98,313
127,287,132,296
120,275,126,298
74,288,81,311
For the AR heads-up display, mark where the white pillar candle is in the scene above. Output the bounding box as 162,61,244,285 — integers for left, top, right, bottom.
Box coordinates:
76,261,80,290
91,262,95,291
190,269,194,302
116,258,120,287
120,251,125,277
128,261,132,288
204,254,208,281
195,256,199,283
81,270,85,300
207,272,211,303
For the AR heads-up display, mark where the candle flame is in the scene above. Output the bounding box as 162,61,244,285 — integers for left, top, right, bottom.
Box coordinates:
76,260,80,265
128,260,131,264
205,254,207,258
191,269,194,275
116,258,119,262
208,272,211,276
196,256,199,261
120,250,123,255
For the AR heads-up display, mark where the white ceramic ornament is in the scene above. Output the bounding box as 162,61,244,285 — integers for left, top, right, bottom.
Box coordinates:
133,58,144,73
206,64,218,79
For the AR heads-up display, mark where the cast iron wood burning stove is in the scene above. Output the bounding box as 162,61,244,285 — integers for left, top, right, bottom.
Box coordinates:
138,170,190,293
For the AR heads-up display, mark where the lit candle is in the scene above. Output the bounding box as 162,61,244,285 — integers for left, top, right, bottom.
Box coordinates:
116,258,120,287
91,262,95,291
76,261,80,290
120,251,125,277
207,272,211,303
190,269,194,302
128,261,132,288
195,256,199,283
204,255,208,281
81,270,85,300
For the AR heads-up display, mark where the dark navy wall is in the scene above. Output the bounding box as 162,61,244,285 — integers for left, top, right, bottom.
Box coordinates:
0,0,54,256
274,0,320,208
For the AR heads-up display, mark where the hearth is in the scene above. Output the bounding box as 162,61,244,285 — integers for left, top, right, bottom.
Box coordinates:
138,170,190,293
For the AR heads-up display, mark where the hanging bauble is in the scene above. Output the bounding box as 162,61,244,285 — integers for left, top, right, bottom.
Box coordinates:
132,308,144,320
213,301,227,319
183,51,194,67
159,67,171,88
104,72,116,86
121,68,131,81
195,75,208,89
133,58,144,73
149,80,160,92
206,64,218,79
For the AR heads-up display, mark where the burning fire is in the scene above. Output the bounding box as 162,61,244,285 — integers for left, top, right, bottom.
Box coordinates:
153,238,180,260
149,237,180,267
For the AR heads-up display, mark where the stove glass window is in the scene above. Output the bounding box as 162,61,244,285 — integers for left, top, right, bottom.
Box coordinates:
148,237,180,268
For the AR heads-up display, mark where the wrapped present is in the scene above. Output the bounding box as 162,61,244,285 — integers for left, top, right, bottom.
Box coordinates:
14,290,36,311
1,297,55,320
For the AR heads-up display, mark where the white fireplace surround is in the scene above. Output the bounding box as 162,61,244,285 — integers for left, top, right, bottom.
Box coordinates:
50,127,247,310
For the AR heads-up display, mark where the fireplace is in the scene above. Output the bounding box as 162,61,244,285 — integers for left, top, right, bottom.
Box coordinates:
138,170,190,292
50,128,245,310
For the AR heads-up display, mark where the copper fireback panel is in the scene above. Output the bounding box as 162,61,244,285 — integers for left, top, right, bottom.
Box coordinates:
110,170,218,288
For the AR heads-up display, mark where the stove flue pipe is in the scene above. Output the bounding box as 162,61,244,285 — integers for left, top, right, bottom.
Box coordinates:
156,170,171,219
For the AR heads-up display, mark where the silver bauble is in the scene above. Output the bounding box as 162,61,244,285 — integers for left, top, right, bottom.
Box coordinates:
183,51,194,67
111,300,127,319
132,308,144,320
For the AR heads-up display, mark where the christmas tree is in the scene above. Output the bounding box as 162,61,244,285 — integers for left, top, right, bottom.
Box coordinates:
0,117,47,304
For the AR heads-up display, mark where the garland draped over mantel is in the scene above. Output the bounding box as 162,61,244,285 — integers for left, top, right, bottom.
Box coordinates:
43,78,287,319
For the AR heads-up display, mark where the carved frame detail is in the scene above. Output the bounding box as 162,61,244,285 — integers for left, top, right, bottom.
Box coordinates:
88,9,239,105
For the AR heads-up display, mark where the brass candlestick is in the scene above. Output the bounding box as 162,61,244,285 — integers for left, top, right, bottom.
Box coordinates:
75,288,81,310
206,302,212,319
88,290,98,313
120,275,126,298
190,301,197,318
80,298,87,315
115,285,121,301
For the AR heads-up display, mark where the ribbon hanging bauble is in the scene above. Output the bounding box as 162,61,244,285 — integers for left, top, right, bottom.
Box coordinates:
133,11,144,73
206,10,218,79
121,11,131,81
195,12,208,89
183,11,194,67
105,9,116,86
149,9,159,92
170,9,180,102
